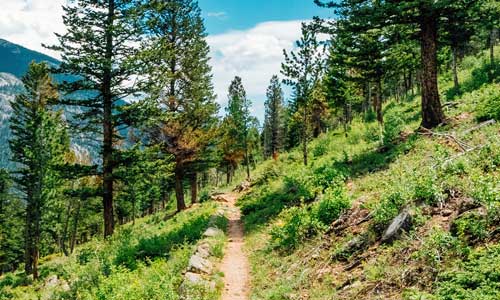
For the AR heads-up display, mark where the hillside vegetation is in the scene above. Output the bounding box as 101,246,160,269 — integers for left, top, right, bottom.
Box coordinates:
240,47,500,299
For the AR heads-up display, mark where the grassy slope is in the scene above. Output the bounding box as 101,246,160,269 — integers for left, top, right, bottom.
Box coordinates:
241,47,500,300
0,202,227,300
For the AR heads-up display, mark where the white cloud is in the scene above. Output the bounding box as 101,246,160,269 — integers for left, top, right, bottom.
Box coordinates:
0,0,66,58
207,11,227,19
207,20,308,121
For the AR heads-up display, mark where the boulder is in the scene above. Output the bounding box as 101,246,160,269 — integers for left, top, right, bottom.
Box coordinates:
203,227,223,238
381,210,412,243
196,243,211,259
188,254,213,274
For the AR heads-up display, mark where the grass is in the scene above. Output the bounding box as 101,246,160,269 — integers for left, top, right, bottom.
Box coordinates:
241,46,500,299
0,202,225,300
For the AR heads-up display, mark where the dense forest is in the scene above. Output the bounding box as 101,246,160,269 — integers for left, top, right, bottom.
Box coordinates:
0,0,499,299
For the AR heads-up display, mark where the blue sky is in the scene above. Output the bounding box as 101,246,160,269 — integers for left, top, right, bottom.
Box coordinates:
199,0,333,35
0,0,334,122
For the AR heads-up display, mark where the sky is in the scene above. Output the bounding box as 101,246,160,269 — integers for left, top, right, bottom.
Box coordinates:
0,0,334,122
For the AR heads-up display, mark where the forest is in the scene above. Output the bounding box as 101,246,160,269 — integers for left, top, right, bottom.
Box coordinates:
0,0,499,299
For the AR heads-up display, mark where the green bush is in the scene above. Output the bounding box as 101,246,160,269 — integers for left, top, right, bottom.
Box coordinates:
372,191,407,232
475,84,500,121
270,206,325,251
434,244,500,300
312,139,329,157
383,111,405,146
451,211,488,245
314,187,350,225
270,187,350,251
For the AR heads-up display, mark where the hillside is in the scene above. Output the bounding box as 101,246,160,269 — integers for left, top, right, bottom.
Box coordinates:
239,46,500,299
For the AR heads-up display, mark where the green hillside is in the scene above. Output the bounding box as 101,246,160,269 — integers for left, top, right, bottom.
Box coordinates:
240,46,500,300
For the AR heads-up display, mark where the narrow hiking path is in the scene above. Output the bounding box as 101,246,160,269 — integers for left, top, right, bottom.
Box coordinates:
219,193,250,300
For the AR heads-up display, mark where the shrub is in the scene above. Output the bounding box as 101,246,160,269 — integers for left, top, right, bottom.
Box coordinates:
312,138,329,157
270,206,325,251
314,187,350,225
383,111,405,146
451,211,488,245
372,191,407,232
475,84,500,121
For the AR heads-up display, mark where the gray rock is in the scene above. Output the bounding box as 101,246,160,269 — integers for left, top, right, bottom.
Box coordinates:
185,272,204,284
203,227,223,238
196,243,211,259
188,255,213,274
45,275,59,288
381,210,412,243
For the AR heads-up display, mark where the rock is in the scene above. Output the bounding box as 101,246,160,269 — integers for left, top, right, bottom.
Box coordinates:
441,209,454,216
45,275,59,288
184,272,204,284
458,197,480,214
203,227,223,238
188,255,213,274
381,210,412,243
334,233,370,261
233,180,251,192
196,243,211,259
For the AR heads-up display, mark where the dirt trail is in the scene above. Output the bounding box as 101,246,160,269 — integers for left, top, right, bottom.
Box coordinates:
219,193,250,300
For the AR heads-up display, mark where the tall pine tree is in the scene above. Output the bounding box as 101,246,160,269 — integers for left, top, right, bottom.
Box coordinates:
282,23,325,165
225,76,253,179
9,62,69,279
263,75,285,160
47,0,142,237
142,0,218,211
316,0,479,128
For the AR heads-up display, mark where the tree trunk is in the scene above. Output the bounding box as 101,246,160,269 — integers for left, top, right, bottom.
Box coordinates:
302,106,308,166
70,200,81,254
226,164,230,185
190,172,198,204
491,29,498,67
452,47,460,91
174,164,186,212
102,0,115,238
245,148,251,179
61,200,72,256
374,78,383,125
419,13,445,129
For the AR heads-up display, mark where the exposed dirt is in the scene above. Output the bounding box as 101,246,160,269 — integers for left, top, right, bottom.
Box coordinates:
218,193,250,300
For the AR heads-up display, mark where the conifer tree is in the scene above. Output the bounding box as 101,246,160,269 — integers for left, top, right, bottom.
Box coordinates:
142,0,218,211
282,23,324,165
316,0,478,128
263,75,285,160
9,62,69,279
47,0,142,237
0,169,23,274
225,76,253,179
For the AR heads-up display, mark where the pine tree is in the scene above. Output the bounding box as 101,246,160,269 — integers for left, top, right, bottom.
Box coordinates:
142,0,218,211
263,75,285,160
316,0,479,128
46,0,142,237
9,62,69,279
282,23,325,166
0,169,23,274
225,76,253,179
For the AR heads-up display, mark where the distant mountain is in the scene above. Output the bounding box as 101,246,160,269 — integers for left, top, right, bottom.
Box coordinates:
0,39,94,169
0,39,60,78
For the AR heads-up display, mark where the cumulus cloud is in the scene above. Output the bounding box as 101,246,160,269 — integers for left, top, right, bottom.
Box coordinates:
0,0,66,58
207,20,308,120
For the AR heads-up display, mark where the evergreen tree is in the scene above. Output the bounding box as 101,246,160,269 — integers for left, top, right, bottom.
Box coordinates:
282,22,325,165
9,62,69,279
47,0,142,237
225,76,253,179
142,0,219,211
0,169,23,274
263,75,285,160
316,0,478,128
